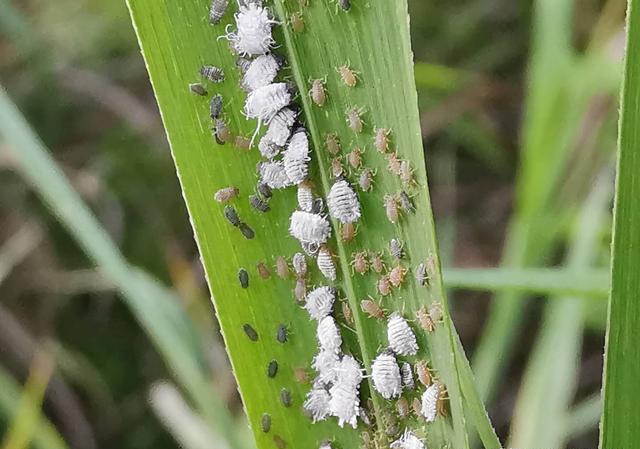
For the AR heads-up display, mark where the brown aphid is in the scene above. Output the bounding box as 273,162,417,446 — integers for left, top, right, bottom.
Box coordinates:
400,160,415,186
388,264,407,288
429,302,444,322
383,194,400,224
396,397,410,418
290,11,304,32
342,302,355,325
213,119,233,145
337,63,358,87
412,398,422,417
325,133,341,155
256,261,271,279
351,251,369,274
331,156,344,178
273,435,287,449
346,107,364,133
415,360,434,386
374,127,391,153
416,303,443,333
214,186,239,203
294,277,306,303
370,252,385,274
235,135,251,150
293,366,310,384
360,298,385,319
309,78,326,106
347,147,363,169
358,167,375,191
377,275,392,296
275,256,289,279
386,151,402,176
340,222,357,242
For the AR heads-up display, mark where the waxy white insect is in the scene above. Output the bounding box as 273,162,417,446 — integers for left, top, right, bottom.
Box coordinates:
283,129,311,184
329,355,363,429
264,107,297,146
304,286,336,321
317,316,342,354
258,137,280,159
421,381,445,422
336,355,364,386
390,430,425,449
289,211,331,245
225,3,277,56
241,54,280,91
387,313,418,356
244,83,292,123
297,183,314,212
303,386,331,422
371,350,402,399
312,350,340,384
400,362,414,390
327,180,361,224
292,252,307,278
259,161,293,189
317,247,337,281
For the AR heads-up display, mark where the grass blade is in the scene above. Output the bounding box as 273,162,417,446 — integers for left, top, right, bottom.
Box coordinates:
600,1,640,446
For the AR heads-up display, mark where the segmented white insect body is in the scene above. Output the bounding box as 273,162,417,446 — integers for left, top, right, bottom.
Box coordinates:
244,83,291,123
259,161,292,189
371,350,402,399
241,54,280,91
327,180,361,224
317,247,337,281
319,442,333,449
336,355,364,387
317,316,342,354
400,362,415,390
305,287,336,321
283,129,311,184
265,108,297,146
421,381,443,422
297,183,314,212
312,350,340,384
387,313,418,356
301,240,321,257
258,137,281,159
390,430,425,449
292,252,307,277
303,386,331,422
329,381,360,429
209,0,230,24
227,4,276,56
289,211,331,245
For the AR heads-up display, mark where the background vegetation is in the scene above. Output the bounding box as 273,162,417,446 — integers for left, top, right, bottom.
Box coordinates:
0,0,629,448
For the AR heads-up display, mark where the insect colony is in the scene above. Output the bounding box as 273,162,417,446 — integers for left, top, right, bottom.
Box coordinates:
201,0,448,448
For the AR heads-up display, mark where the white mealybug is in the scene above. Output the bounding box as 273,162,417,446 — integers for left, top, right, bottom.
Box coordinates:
226,3,276,56
390,430,425,449
336,355,364,387
297,183,314,212
289,211,331,245
329,381,360,429
319,442,333,449
312,350,340,384
209,0,229,24
371,349,402,399
303,386,331,422
317,247,337,281
258,137,281,159
327,180,361,224
259,161,293,189
305,287,337,322
241,54,280,91
400,362,415,390
316,316,342,352
283,129,311,184
265,107,297,146
421,381,444,422
244,83,292,123
387,313,418,356
292,252,307,278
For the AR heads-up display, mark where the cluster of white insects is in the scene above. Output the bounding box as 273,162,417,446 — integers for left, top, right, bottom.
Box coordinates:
204,0,449,448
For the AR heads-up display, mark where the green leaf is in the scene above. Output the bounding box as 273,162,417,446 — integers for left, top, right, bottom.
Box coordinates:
601,1,640,446
125,0,497,447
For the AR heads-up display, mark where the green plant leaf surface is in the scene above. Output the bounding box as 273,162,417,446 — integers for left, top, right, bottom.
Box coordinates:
126,0,496,447
601,0,640,446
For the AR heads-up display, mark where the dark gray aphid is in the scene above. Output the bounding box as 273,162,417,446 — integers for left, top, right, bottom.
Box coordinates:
209,0,229,24
250,194,270,213
210,94,224,119
257,182,272,199
276,324,288,343
398,191,415,212
280,388,292,407
201,65,225,83
390,238,404,259
261,413,271,433
238,268,249,288
189,83,208,96
224,205,241,227
339,0,351,10
243,324,258,341
236,57,252,73
267,360,279,378
239,222,255,239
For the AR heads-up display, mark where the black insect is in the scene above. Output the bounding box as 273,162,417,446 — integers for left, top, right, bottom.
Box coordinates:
250,194,270,213
210,94,223,119
200,65,225,83
209,0,229,24
257,182,273,199
280,388,292,407
267,360,279,378
239,222,255,239
238,268,249,288
243,324,258,341
276,324,288,343
189,83,208,96
261,413,271,433
224,205,241,227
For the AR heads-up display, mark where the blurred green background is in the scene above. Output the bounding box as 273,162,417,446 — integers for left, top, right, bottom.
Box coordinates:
0,0,625,448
